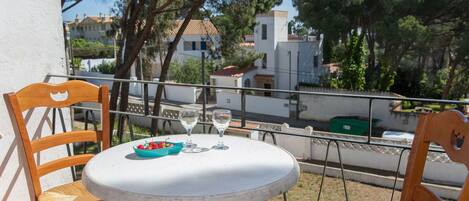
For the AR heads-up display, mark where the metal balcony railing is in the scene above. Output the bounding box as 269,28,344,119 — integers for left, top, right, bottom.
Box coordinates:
46,73,469,201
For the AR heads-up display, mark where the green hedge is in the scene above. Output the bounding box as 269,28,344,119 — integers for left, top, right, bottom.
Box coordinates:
72,47,114,59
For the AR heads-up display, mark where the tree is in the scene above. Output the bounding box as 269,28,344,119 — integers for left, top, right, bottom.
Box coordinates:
169,58,215,84
208,0,282,57
109,0,183,136
340,30,366,91
294,0,469,98
223,48,262,69
150,0,205,134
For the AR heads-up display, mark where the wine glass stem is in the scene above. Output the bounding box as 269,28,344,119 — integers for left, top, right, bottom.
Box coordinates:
218,130,224,147
187,128,192,144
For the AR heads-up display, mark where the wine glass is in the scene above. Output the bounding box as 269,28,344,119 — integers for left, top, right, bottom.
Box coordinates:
212,109,231,150
179,109,198,148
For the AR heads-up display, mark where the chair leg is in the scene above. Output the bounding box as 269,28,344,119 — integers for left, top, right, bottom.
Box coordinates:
283,192,287,201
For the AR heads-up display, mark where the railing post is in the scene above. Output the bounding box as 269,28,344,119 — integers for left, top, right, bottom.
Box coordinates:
201,52,206,133
144,83,149,116
296,91,300,120
241,89,246,127
368,98,373,143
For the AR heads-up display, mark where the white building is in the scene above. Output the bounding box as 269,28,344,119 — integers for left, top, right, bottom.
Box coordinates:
133,20,221,78
211,10,325,97
67,14,115,45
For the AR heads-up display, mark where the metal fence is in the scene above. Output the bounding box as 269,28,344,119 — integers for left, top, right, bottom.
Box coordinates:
47,73,468,201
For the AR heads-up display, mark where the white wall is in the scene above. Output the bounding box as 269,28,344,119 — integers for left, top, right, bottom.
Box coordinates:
310,140,468,185
0,1,72,200
77,71,114,88
262,124,313,159
216,91,290,117
143,82,199,104
299,88,419,132
210,75,241,88
254,11,288,75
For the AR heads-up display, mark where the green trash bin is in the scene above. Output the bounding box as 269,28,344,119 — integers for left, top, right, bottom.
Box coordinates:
329,116,380,136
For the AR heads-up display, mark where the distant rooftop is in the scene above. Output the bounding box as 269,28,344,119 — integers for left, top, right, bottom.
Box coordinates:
169,20,219,36
211,66,256,77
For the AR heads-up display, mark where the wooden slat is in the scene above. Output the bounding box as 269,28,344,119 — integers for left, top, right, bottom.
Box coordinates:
4,93,43,197
99,85,110,150
413,185,441,201
37,154,94,177
15,80,100,111
31,130,98,153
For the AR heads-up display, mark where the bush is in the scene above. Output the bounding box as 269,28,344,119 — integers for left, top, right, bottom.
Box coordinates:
91,61,116,74
71,39,114,58
169,59,203,84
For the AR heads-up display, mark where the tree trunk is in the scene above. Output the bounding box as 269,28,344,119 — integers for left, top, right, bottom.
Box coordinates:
108,0,174,139
441,64,457,111
150,0,204,134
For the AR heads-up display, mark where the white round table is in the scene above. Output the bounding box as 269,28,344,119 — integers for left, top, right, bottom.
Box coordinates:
82,134,300,201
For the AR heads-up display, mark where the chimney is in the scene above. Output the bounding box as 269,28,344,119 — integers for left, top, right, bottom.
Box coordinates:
75,14,79,23
83,13,87,19
101,13,106,22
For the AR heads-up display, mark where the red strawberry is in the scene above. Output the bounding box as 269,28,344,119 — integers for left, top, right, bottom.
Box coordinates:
137,144,144,149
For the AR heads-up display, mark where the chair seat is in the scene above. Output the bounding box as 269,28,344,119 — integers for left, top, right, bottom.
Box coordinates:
38,181,100,201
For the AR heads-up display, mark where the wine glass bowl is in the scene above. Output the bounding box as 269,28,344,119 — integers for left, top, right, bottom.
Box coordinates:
212,109,231,150
179,109,198,148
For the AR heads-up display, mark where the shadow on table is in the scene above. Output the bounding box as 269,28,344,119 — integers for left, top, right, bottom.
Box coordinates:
125,153,158,160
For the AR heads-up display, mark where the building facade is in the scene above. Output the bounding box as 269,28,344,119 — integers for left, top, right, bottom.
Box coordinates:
67,14,114,45
211,10,325,98
150,20,221,78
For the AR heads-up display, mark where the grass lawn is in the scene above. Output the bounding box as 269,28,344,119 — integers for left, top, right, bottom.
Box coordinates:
271,171,401,201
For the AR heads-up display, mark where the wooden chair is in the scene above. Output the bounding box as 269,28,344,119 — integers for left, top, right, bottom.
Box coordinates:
4,80,110,201
401,110,469,201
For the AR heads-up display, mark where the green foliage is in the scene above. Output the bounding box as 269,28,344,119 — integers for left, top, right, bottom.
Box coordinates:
377,57,396,91
222,49,262,69
71,39,114,59
208,0,281,57
91,61,116,74
71,57,82,69
169,59,215,84
340,31,366,90
294,0,469,98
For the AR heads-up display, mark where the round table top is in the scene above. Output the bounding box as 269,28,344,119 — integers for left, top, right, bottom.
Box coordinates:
82,134,300,201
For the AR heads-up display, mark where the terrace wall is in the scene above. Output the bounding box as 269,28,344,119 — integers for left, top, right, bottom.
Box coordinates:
299,87,419,132
0,1,72,200
216,90,290,117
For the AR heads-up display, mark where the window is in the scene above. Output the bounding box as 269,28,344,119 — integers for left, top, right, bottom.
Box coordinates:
201,41,207,50
262,53,267,69
261,24,267,40
192,41,196,50
244,79,251,87
101,24,106,30
313,55,319,68
264,83,271,96
183,41,192,51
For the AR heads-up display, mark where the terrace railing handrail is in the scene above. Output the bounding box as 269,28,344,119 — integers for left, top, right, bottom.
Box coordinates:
48,74,469,105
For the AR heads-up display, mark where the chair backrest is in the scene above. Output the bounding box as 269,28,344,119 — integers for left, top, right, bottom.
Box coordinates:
401,110,469,201
3,80,110,200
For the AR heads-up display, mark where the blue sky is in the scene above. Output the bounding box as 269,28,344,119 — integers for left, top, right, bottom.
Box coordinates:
62,0,297,21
